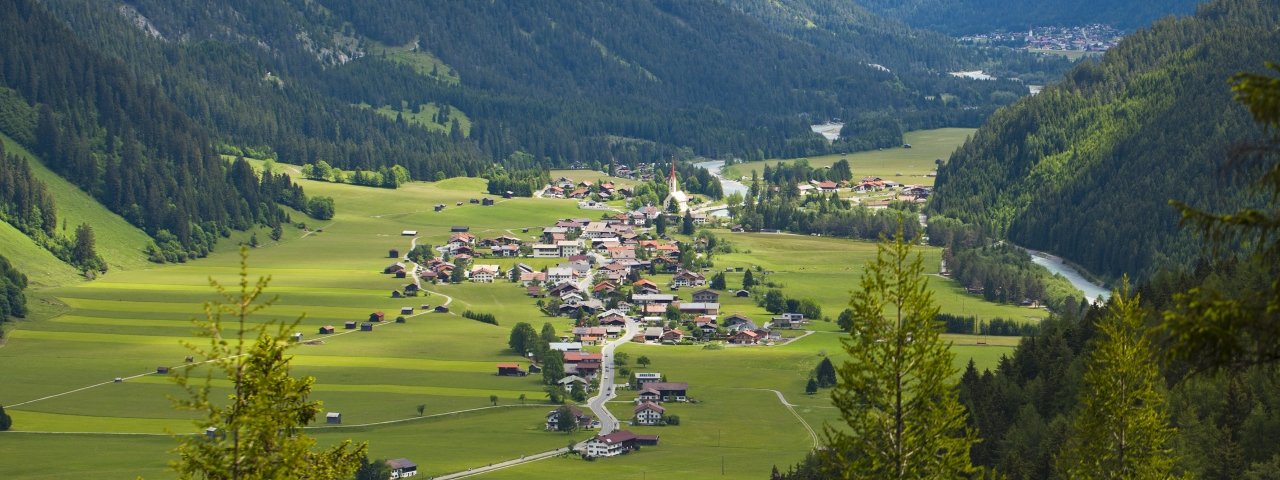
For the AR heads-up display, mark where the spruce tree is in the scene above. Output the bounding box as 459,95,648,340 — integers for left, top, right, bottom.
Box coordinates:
825,224,976,478
170,248,363,478
1058,280,1176,479
743,268,755,289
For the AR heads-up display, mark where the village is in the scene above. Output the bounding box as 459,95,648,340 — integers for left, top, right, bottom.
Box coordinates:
957,23,1125,54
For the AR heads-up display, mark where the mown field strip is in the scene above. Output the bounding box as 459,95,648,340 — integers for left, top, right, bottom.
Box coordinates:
124,375,542,398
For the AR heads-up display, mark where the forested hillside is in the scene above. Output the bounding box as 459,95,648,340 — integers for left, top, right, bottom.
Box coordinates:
0,0,319,261
47,0,1037,169
928,0,1280,280
857,0,1199,35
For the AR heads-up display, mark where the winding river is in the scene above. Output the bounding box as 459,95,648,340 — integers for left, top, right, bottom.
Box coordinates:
1024,249,1111,304
694,159,1111,304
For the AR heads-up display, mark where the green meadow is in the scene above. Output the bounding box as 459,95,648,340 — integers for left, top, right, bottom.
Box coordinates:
721,128,976,187
1,157,1038,478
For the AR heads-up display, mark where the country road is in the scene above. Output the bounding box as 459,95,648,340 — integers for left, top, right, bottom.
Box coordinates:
587,317,640,434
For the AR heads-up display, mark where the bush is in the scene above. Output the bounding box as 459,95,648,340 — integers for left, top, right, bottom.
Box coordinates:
463,310,498,325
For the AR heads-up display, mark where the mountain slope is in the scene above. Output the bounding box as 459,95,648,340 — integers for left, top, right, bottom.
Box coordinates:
928,0,1280,279
54,0,1032,167
857,0,1200,35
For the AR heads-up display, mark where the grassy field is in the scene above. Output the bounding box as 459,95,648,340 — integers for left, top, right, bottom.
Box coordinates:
721,128,976,187
368,39,461,85
358,101,473,138
0,161,1034,478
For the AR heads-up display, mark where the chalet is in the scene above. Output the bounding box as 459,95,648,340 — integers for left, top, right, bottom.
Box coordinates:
547,405,598,431
677,302,720,316
543,186,564,197
585,430,639,458
691,289,720,303
496,363,526,376
634,402,665,426
519,271,547,286
547,267,575,284
632,279,661,294
644,327,664,341
661,329,684,343
558,375,590,392
598,310,628,326
568,188,589,199
548,281,581,298
722,314,758,331
491,244,520,257
387,458,418,479
817,180,839,192
637,382,689,402
671,270,705,288
592,281,618,296
729,330,760,344
469,264,501,283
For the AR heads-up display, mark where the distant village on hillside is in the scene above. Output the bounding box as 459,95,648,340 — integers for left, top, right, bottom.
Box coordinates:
958,24,1125,53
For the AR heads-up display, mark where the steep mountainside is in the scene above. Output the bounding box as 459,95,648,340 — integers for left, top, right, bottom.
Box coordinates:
928,0,1280,279
49,0,1033,168
857,0,1200,35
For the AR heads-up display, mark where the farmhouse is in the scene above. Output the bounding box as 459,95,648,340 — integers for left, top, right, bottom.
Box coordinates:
671,270,705,288
386,458,418,479
546,405,597,431
729,330,760,344
637,382,689,402
634,401,665,426
677,302,720,316
691,289,720,303
585,430,638,458
469,264,501,283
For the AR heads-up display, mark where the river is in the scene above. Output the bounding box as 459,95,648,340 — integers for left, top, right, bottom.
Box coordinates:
1024,248,1111,304
694,160,748,197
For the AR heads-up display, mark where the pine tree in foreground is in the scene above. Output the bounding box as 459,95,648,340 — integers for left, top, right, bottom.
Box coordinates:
825,224,977,478
170,247,364,479
1058,280,1177,479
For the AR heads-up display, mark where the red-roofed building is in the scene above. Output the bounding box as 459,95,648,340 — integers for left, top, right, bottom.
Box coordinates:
496,363,525,376
586,430,639,458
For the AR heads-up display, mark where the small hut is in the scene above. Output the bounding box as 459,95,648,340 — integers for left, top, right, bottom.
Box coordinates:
401,307,414,315
345,321,357,330
369,312,386,322
482,198,495,206
319,325,335,334
391,290,402,298
360,322,374,332
156,366,170,374
389,249,400,258
326,412,341,425
395,271,407,279
291,332,304,342
434,305,449,313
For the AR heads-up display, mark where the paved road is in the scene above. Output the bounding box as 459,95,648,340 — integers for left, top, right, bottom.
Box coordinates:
586,318,640,435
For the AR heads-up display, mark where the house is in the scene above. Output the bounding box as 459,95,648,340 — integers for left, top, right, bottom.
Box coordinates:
387,458,419,479
326,412,341,424
671,270,705,288
677,302,720,316
722,313,757,330
558,240,582,257
661,329,684,343
548,342,583,352
319,325,335,334
547,267,575,284
631,294,677,305
817,180,839,193
637,382,689,402
497,363,526,376
644,327,664,341
558,375,590,392
548,281,581,298
632,372,662,388
585,430,639,458
632,279,661,294
532,244,561,258
547,405,598,431
469,264,501,283
771,313,806,329
592,281,618,296
634,402,665,426
519,271,547,286
729,329,760,344
491,244,520,257
691,289,720,303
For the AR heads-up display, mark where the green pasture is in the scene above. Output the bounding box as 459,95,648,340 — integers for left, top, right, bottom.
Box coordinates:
0,133,153,275
720,128,976,187
2,164,1036,479
358,101,472,137
368,39,461,85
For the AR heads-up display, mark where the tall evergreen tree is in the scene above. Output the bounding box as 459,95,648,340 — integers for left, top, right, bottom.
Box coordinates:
170,248,364,479
825,224,976,478
743,268,756,289
1058,280,1177,479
